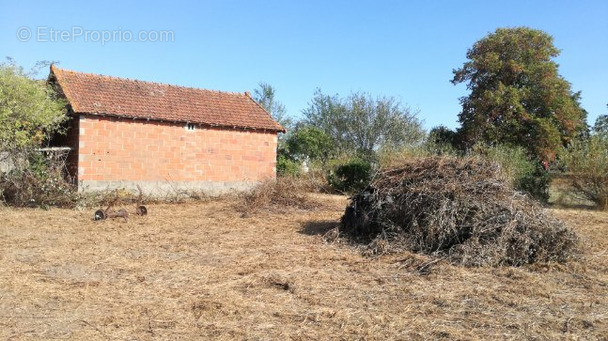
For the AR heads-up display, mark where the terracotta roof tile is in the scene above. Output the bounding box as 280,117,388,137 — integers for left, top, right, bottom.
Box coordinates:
50,65,285,132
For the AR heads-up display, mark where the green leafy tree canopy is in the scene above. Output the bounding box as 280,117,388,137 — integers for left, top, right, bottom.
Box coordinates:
285,125,334,162
452,27,587,161
0,60,67,152
561,135,608,210
303,89,424,157
593,104,608,139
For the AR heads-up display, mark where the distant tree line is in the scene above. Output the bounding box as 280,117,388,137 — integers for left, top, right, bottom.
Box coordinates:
256,27,607,207
1,26,605,208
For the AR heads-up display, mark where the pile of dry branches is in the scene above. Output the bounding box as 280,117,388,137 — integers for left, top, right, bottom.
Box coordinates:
341,156,579,266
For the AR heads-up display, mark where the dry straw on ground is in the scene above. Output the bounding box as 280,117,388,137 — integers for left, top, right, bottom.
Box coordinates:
0,196,606,339
237,177,324,215
341,156,579,266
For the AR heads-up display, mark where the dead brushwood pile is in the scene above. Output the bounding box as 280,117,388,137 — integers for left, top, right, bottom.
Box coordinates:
238,177,323,215
341,156,579,266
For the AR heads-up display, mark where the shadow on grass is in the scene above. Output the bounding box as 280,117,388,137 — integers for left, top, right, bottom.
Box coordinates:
549,183,597,210
549,195,597,210
549,203,598,210
299,220,339,236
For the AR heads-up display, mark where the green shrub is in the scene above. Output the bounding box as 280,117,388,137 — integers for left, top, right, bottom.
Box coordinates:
473,143,550,202
516,165,551,203
286,126,334,162
560,136,608,210
276,154,301,177
0,62,67,151
328,158,372,194
426,125,461,154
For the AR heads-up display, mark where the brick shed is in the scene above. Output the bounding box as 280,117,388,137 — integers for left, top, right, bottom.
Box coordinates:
49,65,284,194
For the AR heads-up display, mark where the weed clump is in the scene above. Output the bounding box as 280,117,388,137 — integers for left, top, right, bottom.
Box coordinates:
340,156,579,266
238,177,322,215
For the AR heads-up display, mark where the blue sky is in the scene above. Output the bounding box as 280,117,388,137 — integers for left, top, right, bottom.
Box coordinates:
1,0,607,130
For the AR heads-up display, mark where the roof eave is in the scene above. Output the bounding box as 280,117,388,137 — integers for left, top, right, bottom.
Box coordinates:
75,112,285,133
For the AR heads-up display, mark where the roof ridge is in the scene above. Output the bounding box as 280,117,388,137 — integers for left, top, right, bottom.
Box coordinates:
51,66,248,97
50,65,285,133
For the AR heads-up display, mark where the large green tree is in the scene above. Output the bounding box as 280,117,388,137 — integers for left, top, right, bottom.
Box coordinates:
593,105,608,139
0,60,73,207
303,89,424,157
0,60,66,153
452,27,587,161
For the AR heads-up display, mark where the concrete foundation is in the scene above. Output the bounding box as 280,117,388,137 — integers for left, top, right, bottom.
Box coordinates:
79,180,259,196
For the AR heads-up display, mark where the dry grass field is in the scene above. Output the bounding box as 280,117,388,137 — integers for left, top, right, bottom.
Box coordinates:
0,195,606,340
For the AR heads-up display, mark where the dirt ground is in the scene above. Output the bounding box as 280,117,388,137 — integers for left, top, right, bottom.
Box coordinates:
0,195,606,340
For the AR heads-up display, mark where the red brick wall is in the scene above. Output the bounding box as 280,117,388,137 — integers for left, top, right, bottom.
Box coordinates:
76,115,277,184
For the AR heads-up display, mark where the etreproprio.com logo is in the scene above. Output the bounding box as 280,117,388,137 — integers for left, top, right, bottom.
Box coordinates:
17,26,174,45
